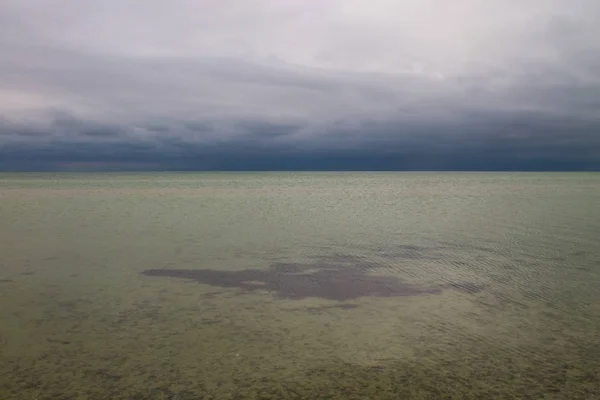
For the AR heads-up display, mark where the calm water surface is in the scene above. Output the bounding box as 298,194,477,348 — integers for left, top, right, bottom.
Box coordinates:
1,172,599,399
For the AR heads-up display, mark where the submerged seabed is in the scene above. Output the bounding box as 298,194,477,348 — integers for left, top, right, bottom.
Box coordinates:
1,172,600,399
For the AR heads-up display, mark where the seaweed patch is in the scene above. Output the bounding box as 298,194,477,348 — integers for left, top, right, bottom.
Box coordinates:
141,258,476,301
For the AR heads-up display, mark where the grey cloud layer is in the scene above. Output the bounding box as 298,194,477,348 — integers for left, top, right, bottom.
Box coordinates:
0,0,599,170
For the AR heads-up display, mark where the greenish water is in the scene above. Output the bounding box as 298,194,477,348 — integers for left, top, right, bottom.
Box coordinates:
1,172,599,399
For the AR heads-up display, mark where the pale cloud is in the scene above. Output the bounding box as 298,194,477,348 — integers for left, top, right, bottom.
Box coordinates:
0,0,599,169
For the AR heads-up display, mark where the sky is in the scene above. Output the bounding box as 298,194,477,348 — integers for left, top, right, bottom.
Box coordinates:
0,0,599,171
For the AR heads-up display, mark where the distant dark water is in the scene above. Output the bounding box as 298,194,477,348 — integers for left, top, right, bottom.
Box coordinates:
1,172,600,399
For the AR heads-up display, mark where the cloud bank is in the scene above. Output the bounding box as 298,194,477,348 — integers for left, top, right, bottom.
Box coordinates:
1,0,599,170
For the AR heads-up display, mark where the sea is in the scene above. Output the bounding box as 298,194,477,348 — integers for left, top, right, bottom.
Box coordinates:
1,172,599,399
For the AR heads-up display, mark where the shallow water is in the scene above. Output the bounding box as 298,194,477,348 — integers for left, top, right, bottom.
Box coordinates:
1,172,600,399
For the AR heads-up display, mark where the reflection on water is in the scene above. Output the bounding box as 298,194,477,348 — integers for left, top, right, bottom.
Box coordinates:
1,172,600,399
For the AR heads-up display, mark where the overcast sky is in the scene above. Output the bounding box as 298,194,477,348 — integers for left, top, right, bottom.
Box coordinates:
1,0,599,170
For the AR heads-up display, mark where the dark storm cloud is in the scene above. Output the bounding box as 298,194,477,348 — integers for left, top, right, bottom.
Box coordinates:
1,113,598,171
0,0,599,170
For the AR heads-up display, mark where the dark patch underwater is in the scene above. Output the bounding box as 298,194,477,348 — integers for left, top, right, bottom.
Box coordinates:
141,256,483,301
